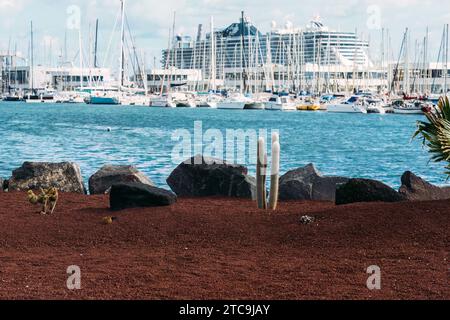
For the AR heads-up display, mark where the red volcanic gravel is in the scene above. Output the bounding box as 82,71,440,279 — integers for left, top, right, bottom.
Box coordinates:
0,191,448,300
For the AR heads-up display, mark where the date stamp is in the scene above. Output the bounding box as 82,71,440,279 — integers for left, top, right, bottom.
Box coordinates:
179,304,271,318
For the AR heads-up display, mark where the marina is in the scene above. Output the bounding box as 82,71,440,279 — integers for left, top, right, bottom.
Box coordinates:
1,3,448,114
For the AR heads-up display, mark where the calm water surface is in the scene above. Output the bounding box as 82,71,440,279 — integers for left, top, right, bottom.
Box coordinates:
0,102,445,189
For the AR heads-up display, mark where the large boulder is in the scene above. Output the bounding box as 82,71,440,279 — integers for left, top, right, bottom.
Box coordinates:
399,171,450,201
336,178,406,205
167,155,256,199
110,182,177,211
0,178,3,192
8,162,85,194
279,164,349,202
89,165,155,195
2,179,8,191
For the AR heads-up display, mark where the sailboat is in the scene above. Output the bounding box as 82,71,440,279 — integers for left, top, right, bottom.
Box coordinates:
25,21,41,103
327,95,368,113
88,0,125,105
266,94,296,111
217,12,254,110
216,92,252,109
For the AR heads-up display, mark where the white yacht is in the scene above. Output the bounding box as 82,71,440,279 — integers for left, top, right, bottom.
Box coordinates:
25,88,56,104
216,93,253,110
172,92,197,108
327,95,368,114
196,94,221,108
120,94,149,106
54,92,86,104
150,94,177,108
392,100,425,115
366,98,387,114
265,95,297,111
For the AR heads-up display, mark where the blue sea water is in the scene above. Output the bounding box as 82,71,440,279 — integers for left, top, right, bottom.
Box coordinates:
0,102,446,189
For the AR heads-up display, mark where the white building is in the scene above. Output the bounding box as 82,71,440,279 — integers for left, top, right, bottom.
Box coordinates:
2,65,112,92
144,68,205,92
391,62,450,94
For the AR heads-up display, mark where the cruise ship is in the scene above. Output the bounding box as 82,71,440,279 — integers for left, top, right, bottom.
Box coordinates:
161,16,385,93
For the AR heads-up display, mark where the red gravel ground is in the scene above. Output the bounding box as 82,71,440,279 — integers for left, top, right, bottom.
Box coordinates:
0,191,448,300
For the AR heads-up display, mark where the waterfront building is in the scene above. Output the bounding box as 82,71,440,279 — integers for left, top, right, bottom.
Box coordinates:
1,65,112,93
392,62,450,95
141,68,204,93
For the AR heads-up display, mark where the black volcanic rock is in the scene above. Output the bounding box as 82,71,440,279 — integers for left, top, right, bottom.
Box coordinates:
8,162,85,194
279,164,349,202
336,178,406,205
399,171,450,201
167,155,256,199
89,165,155,195
110,182,177,211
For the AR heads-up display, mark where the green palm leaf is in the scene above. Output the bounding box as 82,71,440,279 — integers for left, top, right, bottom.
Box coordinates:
415,96,450,178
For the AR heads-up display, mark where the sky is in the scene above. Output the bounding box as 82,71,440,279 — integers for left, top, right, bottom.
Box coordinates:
0,0,449,70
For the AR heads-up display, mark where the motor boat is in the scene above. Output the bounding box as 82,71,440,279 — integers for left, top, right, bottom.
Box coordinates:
366,98,387,114
216,93,252,110
265,95,297,111
25,88,56,104
120,94,149,106
327,95,368,113
150,94,177,108
392,100,425,115
54,92,86,104
244,92,269,110
319,94,346,111
172,92,197,108
196,94,221,108
2,92,23,102
297,97,320,111
244,101,265,110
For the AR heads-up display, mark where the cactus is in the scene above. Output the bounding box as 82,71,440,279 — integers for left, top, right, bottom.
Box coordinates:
257,137,268,209
257,137,267,209
27,187,59,215
268,137,280,210
256,133,280,211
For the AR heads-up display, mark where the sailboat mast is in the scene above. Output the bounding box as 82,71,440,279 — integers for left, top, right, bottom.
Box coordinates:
404,28,410,95
445,24,449,96
94,19,99,68
78,22,84,90
210,16,216,91
240,11,247,94
119,0,126,88
30,21,34,93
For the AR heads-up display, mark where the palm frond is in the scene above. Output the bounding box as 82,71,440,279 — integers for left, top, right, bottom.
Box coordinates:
415,96,450,177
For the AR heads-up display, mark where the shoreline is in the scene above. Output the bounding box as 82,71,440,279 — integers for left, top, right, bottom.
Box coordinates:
0,191,447,300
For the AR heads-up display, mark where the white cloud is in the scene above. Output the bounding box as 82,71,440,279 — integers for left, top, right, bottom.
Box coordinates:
0,0,28,12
